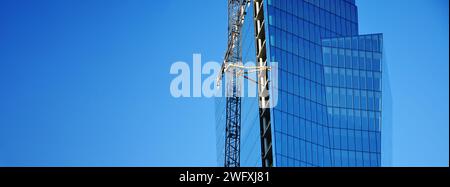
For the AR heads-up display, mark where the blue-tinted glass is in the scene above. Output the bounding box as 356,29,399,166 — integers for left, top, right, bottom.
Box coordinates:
365,36,372,51
355,130,362,151
223,1,385,167
363,152,370,167
300,97,305,118
346,70,352,88
356,152,363,167
358,37,365,50
345,50,352,68
305,100,311,121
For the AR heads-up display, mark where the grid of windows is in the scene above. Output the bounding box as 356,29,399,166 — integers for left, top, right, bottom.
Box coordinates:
322,34,383,167
216,0,385,167
267,0,359,167
266,0,383,167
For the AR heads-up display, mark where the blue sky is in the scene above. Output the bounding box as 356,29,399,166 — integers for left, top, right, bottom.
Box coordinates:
0,0,448,166
358,0,449,166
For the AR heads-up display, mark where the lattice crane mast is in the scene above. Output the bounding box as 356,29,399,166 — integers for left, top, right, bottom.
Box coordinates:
216,0,249,167
217,0,271,167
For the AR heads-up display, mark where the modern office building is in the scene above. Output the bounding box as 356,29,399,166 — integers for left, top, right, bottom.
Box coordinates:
216,0,389,167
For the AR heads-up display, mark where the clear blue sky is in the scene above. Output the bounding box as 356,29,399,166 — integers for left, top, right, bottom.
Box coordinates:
0,0,448,166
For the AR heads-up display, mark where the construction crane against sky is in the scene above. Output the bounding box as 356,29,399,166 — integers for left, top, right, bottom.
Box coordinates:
217,0,273,167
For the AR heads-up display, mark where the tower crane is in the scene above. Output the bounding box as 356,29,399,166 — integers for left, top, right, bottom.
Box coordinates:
217,0,273,167
217,0,249,167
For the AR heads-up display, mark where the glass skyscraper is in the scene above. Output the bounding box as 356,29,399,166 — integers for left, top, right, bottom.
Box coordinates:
216,0,388,167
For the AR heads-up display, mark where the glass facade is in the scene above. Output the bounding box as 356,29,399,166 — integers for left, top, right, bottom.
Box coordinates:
240,4,263,166
321,34,383,167
216,0,386,167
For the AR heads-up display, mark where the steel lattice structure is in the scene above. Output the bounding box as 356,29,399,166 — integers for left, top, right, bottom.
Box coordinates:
218,0,272,167
220,0,249,167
